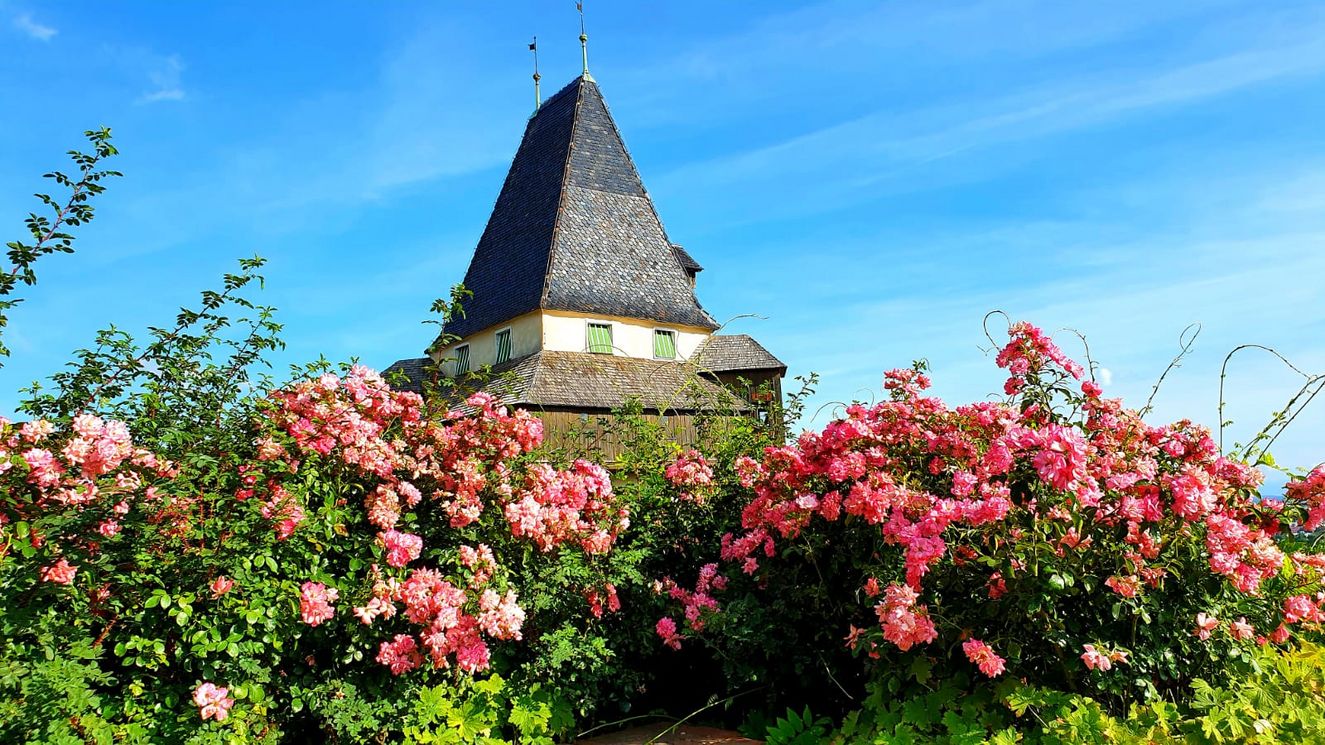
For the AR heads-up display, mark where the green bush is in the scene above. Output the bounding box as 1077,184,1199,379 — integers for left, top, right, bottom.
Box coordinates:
830,641,1325,744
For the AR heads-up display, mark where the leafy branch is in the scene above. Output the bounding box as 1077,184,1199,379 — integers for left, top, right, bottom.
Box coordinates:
1,128,121,365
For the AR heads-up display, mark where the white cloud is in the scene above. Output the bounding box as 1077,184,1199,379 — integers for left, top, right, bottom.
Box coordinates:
136,54,185,104
13,12,56,41
139,87,185,104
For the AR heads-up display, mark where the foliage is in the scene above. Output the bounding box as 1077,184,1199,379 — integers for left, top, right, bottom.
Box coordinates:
402,675,572,744
0,131,612,742
832,641,1325,744
761,705,833,745
1,129,120,365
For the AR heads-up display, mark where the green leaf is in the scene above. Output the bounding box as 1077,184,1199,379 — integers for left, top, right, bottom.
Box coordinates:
910,656,933,684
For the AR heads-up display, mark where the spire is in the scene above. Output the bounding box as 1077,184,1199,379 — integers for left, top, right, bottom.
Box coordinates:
529,36,541,110
576,1,594,82
439,77,717,341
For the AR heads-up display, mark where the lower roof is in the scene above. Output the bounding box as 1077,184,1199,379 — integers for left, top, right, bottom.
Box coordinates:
384,349,751,413
693,334,786,374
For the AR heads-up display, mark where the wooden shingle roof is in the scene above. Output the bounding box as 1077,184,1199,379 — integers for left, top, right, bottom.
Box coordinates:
384,351,748,414
694,334,786,374
441,77,717,342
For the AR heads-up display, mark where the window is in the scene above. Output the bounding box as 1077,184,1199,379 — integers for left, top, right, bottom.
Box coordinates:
653,329,677,359
453,344,470,375
587,322,613,354
495,328,512,364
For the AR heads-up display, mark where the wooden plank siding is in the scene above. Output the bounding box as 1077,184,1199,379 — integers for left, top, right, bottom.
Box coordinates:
528,409,718,462
520,369,784,462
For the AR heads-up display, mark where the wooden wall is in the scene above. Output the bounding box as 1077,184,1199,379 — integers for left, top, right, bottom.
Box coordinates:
532,410,712,461
521,368,787,461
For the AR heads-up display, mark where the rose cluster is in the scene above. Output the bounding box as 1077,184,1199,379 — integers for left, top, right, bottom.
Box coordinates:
709,321,1325,681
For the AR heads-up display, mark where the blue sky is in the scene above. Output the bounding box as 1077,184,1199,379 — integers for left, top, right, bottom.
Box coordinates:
1,1,1322,477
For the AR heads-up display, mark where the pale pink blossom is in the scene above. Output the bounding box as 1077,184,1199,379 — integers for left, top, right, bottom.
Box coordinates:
1229,617,1255,641
299,581,338,626
40,558,77,585
193,682,235,721
1081,644,1112,671
962,638,1006,677
378,529,423,568
210,576,235,598
376,634,422,675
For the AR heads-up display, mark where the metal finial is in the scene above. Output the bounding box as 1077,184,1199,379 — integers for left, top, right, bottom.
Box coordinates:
576,1,593,81
529,36,541,110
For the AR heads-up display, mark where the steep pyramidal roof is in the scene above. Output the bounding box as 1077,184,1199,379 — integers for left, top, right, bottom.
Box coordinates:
442,76,718,340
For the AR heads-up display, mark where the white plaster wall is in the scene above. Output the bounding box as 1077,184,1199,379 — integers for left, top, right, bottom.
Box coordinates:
432,311,712,377
542,312,710,360
431,312,542,376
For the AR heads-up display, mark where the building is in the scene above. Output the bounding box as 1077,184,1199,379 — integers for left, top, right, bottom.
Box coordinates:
386,71,785,453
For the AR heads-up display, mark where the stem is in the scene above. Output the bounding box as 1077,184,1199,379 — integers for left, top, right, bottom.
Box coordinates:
1141,323,1201,418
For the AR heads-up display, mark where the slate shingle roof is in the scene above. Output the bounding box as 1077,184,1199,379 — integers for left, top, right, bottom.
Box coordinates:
386,351,747,413
694,335,786,373
671,244,702,274
442,77,717,341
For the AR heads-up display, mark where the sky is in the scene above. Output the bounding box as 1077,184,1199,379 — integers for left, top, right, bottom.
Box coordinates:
1,1,1322,479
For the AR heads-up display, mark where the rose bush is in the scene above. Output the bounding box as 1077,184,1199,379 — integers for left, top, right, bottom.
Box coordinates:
657,320,1325,715
0,356,634,740
0,132,658,742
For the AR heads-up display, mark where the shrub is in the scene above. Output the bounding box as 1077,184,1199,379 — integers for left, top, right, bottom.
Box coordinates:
831,641,1325,744
661,321,1325,713
0,132,629,741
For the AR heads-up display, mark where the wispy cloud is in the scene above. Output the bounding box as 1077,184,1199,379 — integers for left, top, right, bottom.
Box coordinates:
611,0,1244,129
13,11,56,41
137,54,185,104
124,20,527,223
655,17,1325,228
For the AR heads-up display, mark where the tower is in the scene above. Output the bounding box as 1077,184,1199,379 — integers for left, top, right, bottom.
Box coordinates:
386,75,785,450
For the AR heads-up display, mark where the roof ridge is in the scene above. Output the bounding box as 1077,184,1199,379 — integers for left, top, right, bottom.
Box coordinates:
538,79,586,308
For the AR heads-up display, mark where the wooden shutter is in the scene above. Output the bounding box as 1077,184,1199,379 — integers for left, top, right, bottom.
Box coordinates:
653,329,677,359
587,323,613,354
495,329,512,364
454,345,470,374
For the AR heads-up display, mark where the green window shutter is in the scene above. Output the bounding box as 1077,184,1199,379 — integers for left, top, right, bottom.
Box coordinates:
654,330,677,359
495,329,512,364
587,323,613,354
454,345,470,374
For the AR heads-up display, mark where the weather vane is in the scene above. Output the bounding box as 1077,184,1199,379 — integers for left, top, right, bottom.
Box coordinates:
577,1,593,80
529,35,541,110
